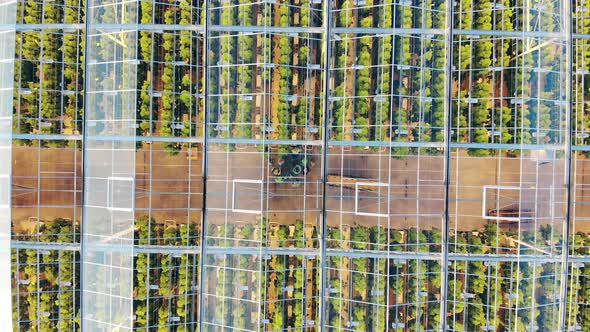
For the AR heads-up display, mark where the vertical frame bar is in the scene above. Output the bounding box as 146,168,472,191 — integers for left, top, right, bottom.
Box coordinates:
198,0,210,329
441,0,455,328
560,0,574,327
318,0,332,329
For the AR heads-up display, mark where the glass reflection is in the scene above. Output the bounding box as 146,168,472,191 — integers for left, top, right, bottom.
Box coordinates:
8,0,589,330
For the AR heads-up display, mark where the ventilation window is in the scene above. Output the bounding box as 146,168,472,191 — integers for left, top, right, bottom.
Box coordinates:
355,182,389,217
232,179,263,214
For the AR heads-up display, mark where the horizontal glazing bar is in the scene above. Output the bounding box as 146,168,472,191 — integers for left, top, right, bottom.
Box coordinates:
13,241,588,263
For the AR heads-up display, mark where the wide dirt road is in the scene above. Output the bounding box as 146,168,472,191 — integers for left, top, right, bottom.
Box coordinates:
11,143,588,235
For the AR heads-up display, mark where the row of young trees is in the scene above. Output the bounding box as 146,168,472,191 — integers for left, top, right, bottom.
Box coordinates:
207,219,311,248
326,0,566,156
330,0,448,155
453,0,565,156
573,0,590,147
329,0,564,155
205,222,589,331
327,224,566,331
137,1,202,155
13,218,80,331
327,256,391,331
13,0,578,154
208,0,323,143
203,236,320,330
199,216,315,329
135,216,200,331
14,0,84,143
14,0,204,150
146,0,205,26
12,216,590,331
